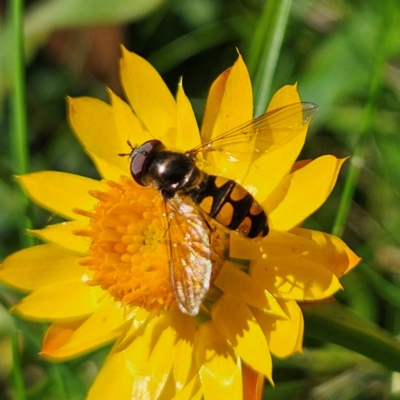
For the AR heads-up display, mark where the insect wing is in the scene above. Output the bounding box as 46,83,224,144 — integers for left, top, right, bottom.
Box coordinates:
165,196,212,316
192,102,318,164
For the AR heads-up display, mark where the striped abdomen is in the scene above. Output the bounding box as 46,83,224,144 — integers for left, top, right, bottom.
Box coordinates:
189,175,268,238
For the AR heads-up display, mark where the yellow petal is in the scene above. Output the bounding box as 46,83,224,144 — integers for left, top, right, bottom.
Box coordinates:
267,156,346,230
125,314,173,399
0,244,85,291
68,96,126,173
108,88,151,148
252,300,304,358
171,376,202,400
171,308,196,392
247,87,307,156
86,150,126,181
230,229,360,279
269,300,304,357
87,343,137,400
291,227,361,276
211,53,253,137
12,280,103,321
242,363,265,400
243,131,306,204
251,255,342,301
17,172,104,221
201,67,230,143
176,81,201,151
292,159,312,172
266,84,300,112
213,261,287,319
212,294,273,383
29,221,88,253
130,307,151,331
207,53,253,180
229,233,261,259
42,296,124,360
41,319,84,356
120,47,177,147
195,321,242,400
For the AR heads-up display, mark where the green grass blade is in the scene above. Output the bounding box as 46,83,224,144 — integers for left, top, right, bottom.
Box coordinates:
50,364,68,400
9,0,29,175
332,0,396,237
303,302,400,371
12,331,27,400
359,263,400,310
8,0,33,247
148,17,241,74
248,0,293,117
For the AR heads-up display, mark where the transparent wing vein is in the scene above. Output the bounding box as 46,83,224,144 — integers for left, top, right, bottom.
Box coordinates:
191,102,318,161
166,196,212,316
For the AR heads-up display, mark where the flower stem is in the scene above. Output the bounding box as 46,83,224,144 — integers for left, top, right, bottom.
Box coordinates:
9,0,33,246
331,0,396,237
248,0,293,117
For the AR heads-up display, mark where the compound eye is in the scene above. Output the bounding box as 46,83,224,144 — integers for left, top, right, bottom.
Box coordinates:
130,140,161,185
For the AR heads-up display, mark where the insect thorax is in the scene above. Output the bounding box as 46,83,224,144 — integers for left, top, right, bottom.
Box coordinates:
144,150,204,196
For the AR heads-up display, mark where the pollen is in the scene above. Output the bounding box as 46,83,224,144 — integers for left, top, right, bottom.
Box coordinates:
75,176,174,312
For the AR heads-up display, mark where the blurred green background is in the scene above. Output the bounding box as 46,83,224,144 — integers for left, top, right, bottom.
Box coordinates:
2,0,400,399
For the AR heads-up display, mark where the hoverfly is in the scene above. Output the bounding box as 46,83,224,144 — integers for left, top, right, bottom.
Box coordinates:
121,102,318,316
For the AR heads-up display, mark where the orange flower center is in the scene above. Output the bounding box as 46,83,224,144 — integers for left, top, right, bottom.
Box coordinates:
75,176,174,312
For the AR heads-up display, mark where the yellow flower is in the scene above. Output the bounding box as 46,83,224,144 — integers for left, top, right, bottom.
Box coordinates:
0,47,360,399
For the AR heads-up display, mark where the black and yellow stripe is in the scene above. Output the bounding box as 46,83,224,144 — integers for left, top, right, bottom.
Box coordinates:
189,175,268,238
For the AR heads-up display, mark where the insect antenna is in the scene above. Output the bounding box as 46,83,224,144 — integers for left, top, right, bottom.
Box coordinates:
118,140,135,157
